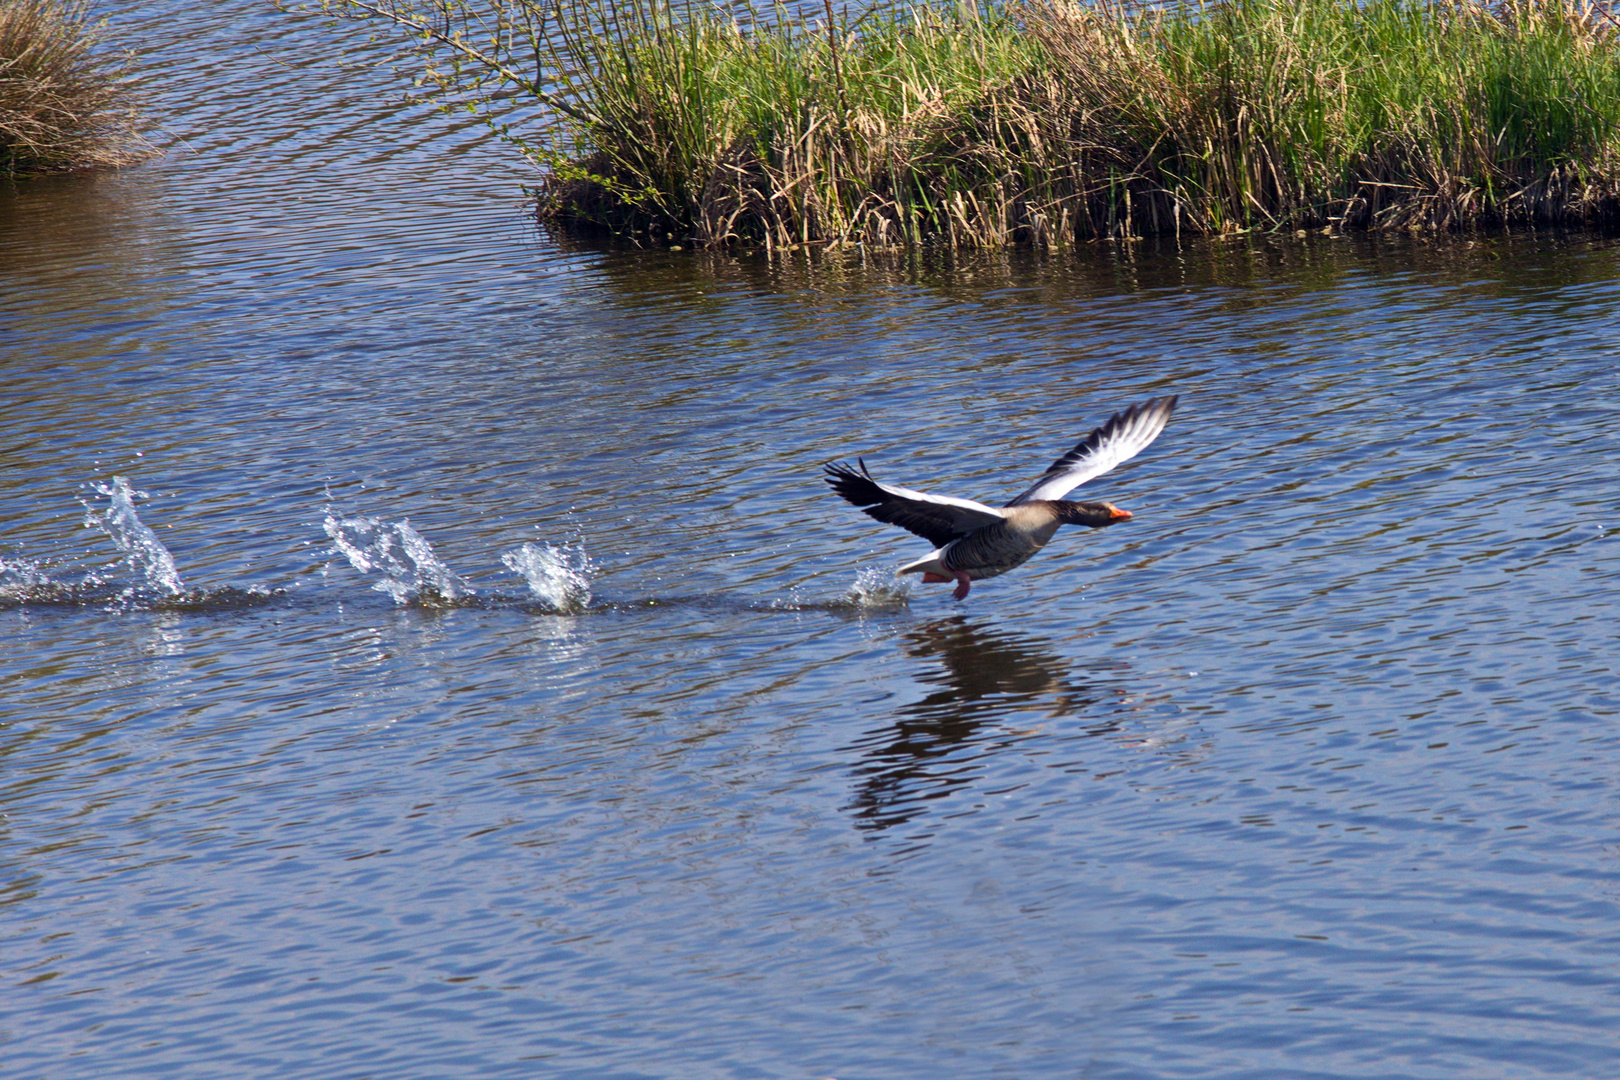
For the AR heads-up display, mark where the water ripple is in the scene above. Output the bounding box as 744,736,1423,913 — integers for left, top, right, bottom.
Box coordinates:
3,2,1620,1077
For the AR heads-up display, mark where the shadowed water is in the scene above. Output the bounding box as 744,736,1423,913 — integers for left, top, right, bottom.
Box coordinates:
3,3,1620,1078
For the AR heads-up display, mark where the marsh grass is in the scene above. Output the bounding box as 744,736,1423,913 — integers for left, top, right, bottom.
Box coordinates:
534,0,1042,246
0,0,147,175
301,0,1620,245
1027,0,1620,238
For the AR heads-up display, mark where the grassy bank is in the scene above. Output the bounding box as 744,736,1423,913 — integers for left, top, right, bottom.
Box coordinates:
0,0,146,175
304,0,1620,245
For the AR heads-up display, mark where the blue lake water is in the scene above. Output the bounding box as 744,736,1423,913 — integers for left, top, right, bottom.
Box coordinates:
3,3,1620,1077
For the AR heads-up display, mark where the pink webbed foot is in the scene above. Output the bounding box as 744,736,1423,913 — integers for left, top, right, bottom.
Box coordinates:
952,571,972,601
919,570,973,599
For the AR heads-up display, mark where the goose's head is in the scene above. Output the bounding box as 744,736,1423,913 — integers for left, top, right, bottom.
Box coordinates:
1056,501,1133,528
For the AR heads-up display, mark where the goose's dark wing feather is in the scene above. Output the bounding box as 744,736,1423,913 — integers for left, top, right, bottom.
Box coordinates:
824,460,1005,547
1005,395,1179,506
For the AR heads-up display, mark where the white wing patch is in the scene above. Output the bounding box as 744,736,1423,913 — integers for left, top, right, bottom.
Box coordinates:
1006,395,1178,506
870,479,1005,527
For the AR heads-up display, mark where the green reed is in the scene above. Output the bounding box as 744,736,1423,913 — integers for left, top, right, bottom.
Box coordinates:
1039,0,1620,236
298,0,1620,244
0,0,146,175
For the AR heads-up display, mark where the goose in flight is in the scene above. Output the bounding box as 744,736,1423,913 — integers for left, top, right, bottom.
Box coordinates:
825,395,1178,600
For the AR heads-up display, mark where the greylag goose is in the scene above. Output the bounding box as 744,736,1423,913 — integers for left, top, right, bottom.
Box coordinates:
825,395,1178,600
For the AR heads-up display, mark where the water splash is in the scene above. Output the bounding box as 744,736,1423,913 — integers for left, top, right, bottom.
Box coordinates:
501,541,593,614
2,540,276,611
846,566,911,610
0,555,49,589
84,476,185,596
0,555,60,604
323,514,473,605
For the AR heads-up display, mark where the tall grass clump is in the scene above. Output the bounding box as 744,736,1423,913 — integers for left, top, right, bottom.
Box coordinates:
0,0,146,175
1026,0,1620,236
538,0,1044,246
298,0,1620,245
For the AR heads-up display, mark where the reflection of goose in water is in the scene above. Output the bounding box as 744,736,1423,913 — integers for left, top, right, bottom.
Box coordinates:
845,616,1129,832
825,396,1178,599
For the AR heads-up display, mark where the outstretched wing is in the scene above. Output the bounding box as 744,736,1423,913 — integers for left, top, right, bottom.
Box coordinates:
1005,395,1179,506
824,459,1006,547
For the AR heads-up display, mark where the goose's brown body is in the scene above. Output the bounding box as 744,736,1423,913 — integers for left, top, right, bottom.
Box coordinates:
824,396,1176,599
901,502,1129,584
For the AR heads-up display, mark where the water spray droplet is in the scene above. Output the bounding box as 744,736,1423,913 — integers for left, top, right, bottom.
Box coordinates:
847,566,911,609
323,513,472,604
85,476,185,596
501,542,593,614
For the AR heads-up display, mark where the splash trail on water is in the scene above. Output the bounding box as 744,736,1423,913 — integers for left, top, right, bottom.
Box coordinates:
12,485,897,614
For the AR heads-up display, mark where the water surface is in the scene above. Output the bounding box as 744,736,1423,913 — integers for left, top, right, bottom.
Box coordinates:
3,4,1620,1077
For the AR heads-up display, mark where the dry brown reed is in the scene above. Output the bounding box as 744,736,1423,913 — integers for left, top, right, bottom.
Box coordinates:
0,0,147,175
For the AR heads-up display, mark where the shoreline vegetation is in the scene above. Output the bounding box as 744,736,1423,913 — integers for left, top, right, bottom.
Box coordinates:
0,0,147,176
303,0,1620,247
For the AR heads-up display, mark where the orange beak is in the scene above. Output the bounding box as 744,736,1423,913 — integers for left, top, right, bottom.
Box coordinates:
1108,506,1133,521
